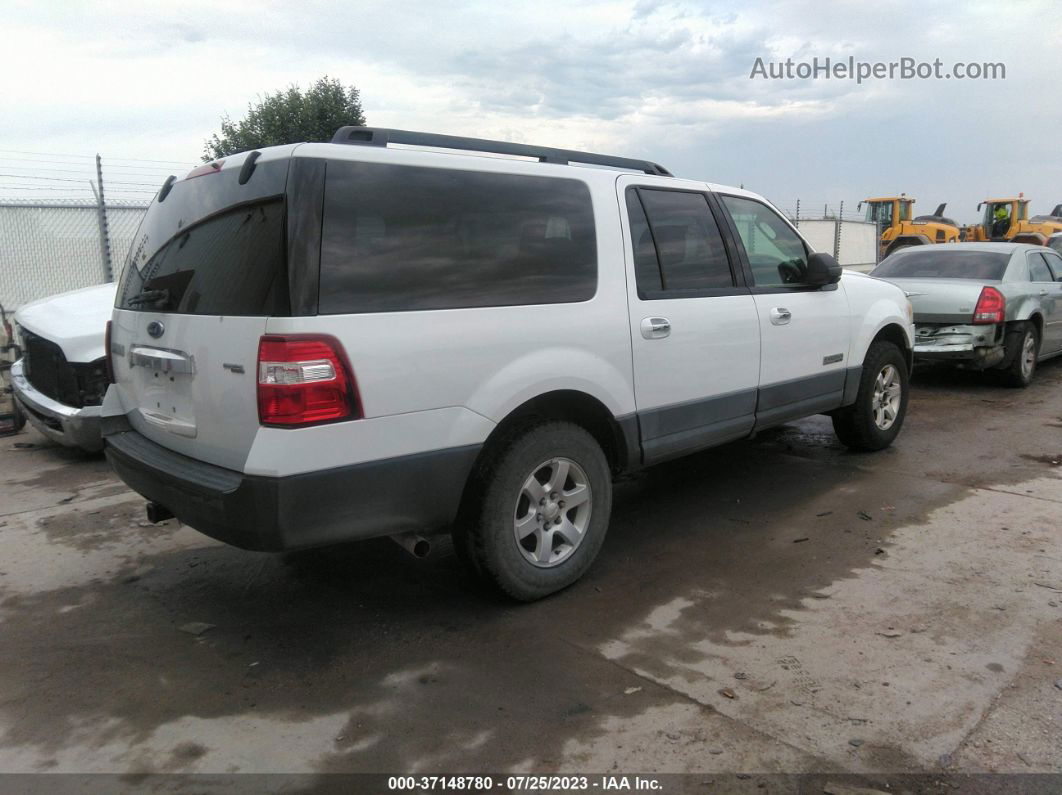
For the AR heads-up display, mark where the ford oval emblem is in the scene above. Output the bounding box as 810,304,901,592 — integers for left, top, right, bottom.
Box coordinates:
147,320,165,339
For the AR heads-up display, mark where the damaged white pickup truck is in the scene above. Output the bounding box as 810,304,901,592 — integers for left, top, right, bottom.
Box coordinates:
11,283,116,451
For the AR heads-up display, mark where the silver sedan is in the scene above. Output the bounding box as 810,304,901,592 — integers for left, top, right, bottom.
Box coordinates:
871,242,1062,387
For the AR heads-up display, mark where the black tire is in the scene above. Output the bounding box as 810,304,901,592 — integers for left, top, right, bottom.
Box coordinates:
832,341,909,452
999,322,1039,388
452,421,612,601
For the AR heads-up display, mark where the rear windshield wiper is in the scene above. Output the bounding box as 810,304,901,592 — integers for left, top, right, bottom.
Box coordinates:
127,288,171,308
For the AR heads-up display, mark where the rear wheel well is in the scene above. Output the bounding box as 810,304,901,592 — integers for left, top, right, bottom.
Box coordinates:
1014,313,1043,338
477,391,631,476
869,323,913,373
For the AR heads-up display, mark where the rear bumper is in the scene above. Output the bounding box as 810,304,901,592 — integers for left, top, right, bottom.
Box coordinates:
104,425,481,552
913,324,1005,367
10,359,103,451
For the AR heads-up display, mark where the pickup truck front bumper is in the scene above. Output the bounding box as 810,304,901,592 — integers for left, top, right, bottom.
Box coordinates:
913,323,1005,368
9,358,103,451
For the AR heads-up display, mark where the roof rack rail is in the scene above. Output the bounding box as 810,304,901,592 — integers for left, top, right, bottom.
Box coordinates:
330,126,673,177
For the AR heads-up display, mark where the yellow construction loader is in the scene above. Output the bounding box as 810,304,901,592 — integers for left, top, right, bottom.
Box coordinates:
966,196,1062,244
860,195,961,259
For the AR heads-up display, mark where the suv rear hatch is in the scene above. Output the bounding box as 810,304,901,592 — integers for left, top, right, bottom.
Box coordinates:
109,146,317,471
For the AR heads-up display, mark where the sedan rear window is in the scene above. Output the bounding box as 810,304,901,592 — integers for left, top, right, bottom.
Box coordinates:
872,250,1010,280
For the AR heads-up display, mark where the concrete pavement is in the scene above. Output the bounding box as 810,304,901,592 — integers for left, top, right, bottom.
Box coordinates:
0,361,1059,783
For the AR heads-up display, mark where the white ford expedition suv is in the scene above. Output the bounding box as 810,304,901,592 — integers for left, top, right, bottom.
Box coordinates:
102,127,914,600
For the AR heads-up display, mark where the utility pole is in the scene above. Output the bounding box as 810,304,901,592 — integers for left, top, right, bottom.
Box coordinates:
93,154,113,282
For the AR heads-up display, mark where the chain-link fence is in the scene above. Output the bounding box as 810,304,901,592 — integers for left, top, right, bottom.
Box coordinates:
0,199,147,311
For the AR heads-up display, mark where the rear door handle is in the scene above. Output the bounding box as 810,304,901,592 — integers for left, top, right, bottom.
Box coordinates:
128,345,196,374
640,317,671,339
770,307,792,326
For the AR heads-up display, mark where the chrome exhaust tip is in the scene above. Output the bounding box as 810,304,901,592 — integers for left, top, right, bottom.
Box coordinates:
391,532,431,558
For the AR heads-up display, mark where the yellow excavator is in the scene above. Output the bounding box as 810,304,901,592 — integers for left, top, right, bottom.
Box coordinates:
860,195,961,259
966,196,1062,244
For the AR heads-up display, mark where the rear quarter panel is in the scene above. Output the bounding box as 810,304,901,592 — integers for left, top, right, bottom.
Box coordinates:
999,282,1043,322
252,159,635,477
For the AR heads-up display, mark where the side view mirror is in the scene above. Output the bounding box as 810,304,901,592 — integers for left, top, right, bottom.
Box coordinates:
805,252,842,286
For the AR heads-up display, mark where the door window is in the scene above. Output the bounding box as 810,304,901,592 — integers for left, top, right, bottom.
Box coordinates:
1042,251,1062,280
720,195,809,288
625,187,735,296
1029,253,1054,283
865,202,893,227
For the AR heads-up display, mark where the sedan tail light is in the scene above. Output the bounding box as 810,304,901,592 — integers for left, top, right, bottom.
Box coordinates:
972,286,1005,324
256,335,361,427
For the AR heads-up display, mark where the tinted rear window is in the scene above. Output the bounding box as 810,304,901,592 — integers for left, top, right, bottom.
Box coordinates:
318,161,597,313
117,199,288,315
872,250,1010,280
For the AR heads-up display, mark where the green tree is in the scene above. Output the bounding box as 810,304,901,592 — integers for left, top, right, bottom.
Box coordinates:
203,76,365,160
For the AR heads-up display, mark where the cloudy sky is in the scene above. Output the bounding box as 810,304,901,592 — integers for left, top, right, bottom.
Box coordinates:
2,0,1060,222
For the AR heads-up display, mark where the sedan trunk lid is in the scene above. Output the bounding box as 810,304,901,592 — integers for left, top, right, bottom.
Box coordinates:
877,278,997,324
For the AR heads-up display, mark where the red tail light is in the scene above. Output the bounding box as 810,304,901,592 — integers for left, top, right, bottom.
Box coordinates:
104,320,114,383
256,335,361,427
972,286,1005,324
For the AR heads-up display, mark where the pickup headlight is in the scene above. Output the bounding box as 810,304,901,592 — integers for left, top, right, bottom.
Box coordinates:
905,299,914,323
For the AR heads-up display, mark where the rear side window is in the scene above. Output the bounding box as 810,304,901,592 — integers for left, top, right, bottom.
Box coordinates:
117,199,288,315
625,187,735,296
872,250,1010,280
1028,253,1054,282
318,161,597,313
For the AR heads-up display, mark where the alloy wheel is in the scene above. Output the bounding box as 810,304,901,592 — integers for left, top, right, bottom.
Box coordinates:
513,457,592,567
872,364,902,431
